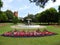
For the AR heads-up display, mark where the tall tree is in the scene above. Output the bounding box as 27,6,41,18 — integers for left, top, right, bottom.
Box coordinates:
0,11,8,22
0,0,3,11
58,5,60,12
5,10,14,22
36,8,58,24
58,5,60,24
29,0,56,8
13,16,18,24
46,8,58,24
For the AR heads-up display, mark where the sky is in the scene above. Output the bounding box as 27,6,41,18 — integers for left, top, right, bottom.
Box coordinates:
1,0,60,18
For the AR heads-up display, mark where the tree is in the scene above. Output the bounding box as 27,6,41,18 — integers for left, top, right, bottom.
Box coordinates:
1,12,8,22
35,13,41,22
0,0,3,11
24,14,37,23
27,14,36,22
46,8,58,23
5,10,14,22
36,11,47,23
35,8,58,24
0,11,8,22
58,5,60,24
13,16,18,24
29,0,56,8
58,5,60,12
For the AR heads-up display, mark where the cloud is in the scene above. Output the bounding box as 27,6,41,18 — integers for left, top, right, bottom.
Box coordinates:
19,5,30,10
2,0,14,11
17,0,22,2
1,0,60,17
2,0,13,3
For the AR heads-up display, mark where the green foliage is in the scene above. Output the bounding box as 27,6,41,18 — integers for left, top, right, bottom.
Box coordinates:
1,12,8,21
58,13,60,25
58,5,60,12
0,10,14,22
29,0,56,8
0,11,8,22
24,14,37,22
35,8,58,24
5,10,14,22
0,0,3,11
58,6,60,24
13,16,18,24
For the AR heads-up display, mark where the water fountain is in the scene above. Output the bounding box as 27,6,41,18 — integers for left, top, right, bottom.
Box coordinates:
11,17,46,29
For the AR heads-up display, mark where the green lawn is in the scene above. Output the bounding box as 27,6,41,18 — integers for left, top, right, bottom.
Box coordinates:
0,23,60,45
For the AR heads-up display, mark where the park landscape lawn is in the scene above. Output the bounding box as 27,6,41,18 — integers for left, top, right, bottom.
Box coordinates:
0,23,60,45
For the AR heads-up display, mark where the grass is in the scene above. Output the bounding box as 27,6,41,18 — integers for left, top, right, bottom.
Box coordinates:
0,23,60,45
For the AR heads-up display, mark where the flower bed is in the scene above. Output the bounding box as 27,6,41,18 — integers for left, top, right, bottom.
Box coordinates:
1,29,57,37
